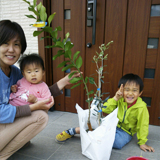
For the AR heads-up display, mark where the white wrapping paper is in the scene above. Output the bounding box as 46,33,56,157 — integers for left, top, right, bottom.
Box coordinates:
76,103,119,160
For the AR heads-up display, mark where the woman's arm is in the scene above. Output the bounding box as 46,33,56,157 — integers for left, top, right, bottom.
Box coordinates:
15,97,54,118
49,71,82,97
29,96,54,111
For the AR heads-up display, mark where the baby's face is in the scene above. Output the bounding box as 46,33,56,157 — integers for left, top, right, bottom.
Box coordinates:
123,82,142,106
23,63,44,84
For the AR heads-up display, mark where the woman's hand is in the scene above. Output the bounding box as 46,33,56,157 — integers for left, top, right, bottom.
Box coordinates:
66,70,82,85
28,94,37,103
57,70,83,90
29,96,54,111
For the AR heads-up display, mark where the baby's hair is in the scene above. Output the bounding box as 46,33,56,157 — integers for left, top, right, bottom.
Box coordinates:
19,53,45,72
118,73,144,92
0,20,27,54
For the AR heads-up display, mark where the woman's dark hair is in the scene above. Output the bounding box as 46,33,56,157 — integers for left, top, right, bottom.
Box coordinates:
118,73,144,92
19,53,45,72
0,20,27,54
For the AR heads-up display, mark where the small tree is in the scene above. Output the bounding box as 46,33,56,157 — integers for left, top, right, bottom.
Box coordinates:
23,0,113,129
91,42,113,124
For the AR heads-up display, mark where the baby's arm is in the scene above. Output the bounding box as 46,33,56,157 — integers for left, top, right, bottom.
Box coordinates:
11,85,18,93
140,144,155,152
113,84,123,101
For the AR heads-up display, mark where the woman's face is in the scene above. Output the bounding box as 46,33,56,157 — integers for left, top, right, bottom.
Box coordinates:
0,36,22,68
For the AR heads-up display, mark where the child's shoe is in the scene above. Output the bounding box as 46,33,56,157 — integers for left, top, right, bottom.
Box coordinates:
55,131,73,143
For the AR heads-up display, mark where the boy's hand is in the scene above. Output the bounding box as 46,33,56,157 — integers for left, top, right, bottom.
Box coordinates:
140,144,155,152
113,84,123,101
11,85,18,93
28,94,38,103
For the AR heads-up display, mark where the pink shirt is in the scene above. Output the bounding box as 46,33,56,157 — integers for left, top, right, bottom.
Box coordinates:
9,77,51,106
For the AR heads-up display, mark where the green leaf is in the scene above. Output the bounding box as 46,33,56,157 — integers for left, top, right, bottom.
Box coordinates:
101,92,109,95
85,77,88,83
56,26,62,31
100,79,104,83
23,0,30,5
63,32,70,44
42,26,52,31
40,36,52,40
88,77,95,84
71,82,82,89
64,50,72,58
73,51,80,61
86,90,94,95
76,56,82,69
103,95,110,103
33,30,43,37
62,64,74,72
65,32,70,38
25,15,36,19
52,50,64,60
69,77,82,84
28,6,39,16
86,97,93,103
51,31,58,39
40,5,47,21
37,2,42,12
33,0,37,7
57,61,70,68
48,12,56,26
45,45,55,48
68,71,78,79
55,41,64,49
65,41,74,51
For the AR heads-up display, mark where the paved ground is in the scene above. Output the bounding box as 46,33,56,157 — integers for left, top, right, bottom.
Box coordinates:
9,110,160,160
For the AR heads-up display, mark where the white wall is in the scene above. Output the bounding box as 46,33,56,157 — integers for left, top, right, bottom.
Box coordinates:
0,0,38,66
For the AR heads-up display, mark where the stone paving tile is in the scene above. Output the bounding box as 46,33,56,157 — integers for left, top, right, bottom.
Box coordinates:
9,111,160,160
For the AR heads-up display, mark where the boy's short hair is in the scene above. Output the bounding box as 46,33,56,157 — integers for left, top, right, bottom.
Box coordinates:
118,73,144,92
19,53,45,72
0,20,27,54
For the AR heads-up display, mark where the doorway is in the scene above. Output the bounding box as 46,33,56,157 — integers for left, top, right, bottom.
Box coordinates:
39,0,160,125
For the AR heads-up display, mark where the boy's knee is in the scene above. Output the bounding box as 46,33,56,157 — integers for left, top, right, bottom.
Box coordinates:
113,139,125,149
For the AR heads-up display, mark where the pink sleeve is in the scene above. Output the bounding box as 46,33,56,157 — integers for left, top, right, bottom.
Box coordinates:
16,79,21,87
37,83,51,101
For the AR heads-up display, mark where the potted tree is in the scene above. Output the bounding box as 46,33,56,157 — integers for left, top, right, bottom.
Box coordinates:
23,1,119,159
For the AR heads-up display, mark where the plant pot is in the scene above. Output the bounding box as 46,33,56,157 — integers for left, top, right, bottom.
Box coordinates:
76,103,119,160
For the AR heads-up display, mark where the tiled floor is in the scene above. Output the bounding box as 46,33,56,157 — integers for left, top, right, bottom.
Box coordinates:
9,110,160,160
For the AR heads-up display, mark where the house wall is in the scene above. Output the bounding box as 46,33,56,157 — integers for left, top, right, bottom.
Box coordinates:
0,0,38,66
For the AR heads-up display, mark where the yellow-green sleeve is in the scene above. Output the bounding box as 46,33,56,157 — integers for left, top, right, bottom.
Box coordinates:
102,98,118,114
136,107,149,145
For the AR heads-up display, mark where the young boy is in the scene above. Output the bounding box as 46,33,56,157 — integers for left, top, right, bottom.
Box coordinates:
56,73,155,152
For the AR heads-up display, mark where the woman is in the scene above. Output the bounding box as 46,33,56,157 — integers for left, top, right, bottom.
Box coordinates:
0,20,75,160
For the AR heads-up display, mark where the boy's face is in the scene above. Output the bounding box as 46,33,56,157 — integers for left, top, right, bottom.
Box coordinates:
123,82,143,106
23,63,44,84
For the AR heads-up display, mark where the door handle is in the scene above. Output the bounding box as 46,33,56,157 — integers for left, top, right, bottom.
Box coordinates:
87,0,97,45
